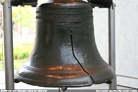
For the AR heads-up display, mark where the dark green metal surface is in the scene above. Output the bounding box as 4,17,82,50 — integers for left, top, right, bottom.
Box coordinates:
14,0,114,87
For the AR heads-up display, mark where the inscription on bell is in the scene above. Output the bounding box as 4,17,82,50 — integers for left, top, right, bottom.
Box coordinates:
37,9,92,14
37,15,92,19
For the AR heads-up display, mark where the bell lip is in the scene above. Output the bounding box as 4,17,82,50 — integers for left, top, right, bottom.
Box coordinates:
93,76,114,84
92,71,115,84
14,73,115,87
14,75,93,87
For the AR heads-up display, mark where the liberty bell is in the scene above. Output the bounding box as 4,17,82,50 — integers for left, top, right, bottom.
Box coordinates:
14,0,115,88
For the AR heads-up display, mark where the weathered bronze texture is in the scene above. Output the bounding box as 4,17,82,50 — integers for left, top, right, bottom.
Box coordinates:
14,0,115,87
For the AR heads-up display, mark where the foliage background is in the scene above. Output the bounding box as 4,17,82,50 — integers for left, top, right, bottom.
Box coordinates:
0,6,36,71
0,40,33,70
12,6,36,30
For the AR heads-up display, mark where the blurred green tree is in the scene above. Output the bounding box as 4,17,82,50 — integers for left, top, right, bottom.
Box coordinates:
12,6,36,31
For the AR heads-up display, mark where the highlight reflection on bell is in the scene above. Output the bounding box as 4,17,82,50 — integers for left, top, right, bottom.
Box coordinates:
14,0,115,87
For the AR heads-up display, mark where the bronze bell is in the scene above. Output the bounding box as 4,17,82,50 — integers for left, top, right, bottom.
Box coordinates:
14,0,115,88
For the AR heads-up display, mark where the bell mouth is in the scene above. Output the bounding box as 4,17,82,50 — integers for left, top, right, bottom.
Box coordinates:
14,64,93,87
14,62,114,87
14,77,93,88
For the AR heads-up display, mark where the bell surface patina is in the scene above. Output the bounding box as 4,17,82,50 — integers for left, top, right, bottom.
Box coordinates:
14,0,115,87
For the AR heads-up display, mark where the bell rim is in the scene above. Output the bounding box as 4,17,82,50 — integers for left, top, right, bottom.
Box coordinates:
14,75,93,87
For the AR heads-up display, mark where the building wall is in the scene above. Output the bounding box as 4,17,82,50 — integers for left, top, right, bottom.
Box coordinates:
93,0,138,89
